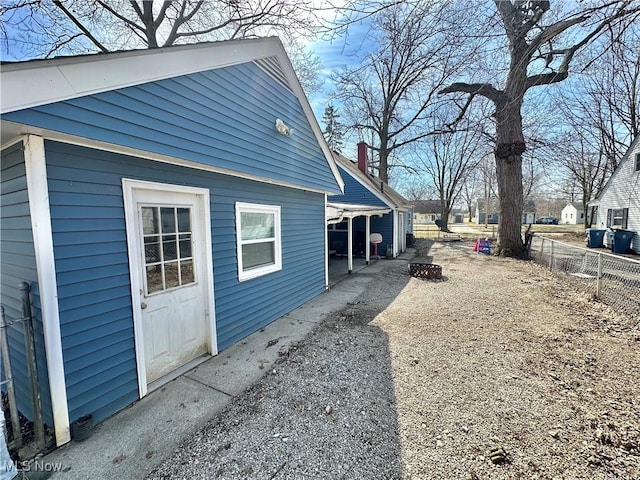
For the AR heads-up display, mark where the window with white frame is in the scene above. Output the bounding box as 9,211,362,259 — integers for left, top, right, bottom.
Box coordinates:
635,153,640,172
612,208,625,227
235,202,281,281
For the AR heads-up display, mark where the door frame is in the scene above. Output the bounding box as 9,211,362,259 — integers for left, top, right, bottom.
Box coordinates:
122,178,217,398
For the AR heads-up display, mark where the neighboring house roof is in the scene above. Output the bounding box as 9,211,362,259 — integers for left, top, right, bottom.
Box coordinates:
0,37,344,193
563,202,583,210
476,198,501,212
332,152,410,210
476,198,536,212
592,134,640,205
411,200,441,214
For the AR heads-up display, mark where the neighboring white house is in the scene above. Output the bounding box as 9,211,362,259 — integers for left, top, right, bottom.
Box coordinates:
561,202,585,225
411,200,441,224
590,135,640,253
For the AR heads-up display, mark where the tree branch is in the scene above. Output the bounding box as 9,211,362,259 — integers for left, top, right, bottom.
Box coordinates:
99,1,145,34
525,71,568,88
53,1,109,53
526,2,640,89
527,15,589,55
439,82,503,104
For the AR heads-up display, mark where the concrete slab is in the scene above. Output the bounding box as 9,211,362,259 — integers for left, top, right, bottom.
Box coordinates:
185,315,317,397
45,376,231,479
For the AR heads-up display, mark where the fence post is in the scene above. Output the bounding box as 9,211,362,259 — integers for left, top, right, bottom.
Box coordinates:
549,240,554,271
19,282,46,450
596,252,602,299
0,305,23,450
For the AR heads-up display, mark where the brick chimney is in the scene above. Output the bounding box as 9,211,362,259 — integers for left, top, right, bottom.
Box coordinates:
357,142,368,175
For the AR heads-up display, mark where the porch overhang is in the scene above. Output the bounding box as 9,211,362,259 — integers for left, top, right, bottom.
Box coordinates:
326,202,391,224
326,202,392,274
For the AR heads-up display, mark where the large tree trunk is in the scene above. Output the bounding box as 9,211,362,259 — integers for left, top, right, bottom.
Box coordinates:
439,198,451,232
494,99,526,257
378,140,389,184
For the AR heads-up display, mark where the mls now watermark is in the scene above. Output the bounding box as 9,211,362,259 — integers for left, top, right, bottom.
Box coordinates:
2,460,65,473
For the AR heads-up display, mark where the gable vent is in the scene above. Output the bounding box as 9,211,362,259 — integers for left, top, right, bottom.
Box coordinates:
254,57,292,93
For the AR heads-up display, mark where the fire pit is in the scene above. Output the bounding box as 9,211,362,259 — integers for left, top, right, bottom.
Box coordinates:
408,261,442,280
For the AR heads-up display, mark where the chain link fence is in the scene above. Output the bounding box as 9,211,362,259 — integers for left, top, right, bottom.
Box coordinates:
530,236,640,320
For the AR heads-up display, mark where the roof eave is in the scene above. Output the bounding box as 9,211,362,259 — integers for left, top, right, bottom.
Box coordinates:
1,37,345,194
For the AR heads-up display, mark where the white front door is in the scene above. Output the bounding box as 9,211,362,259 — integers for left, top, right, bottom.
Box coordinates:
123,180,216,393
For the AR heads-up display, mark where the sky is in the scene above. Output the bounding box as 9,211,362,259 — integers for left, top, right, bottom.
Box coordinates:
306,29,367,126
4,2,631,201
0,2,362,127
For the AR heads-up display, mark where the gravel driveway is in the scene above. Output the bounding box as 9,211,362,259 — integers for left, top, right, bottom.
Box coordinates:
148,240,640,479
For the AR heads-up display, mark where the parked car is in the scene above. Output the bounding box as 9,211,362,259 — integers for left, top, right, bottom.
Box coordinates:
536,217,558,224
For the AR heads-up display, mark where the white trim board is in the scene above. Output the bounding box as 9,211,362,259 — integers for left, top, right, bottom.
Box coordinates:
122,179,217,398
235,202,282,282
2,38,282,114
23,135,71,447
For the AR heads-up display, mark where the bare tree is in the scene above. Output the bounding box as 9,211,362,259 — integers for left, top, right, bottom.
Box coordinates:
411,110,486,232
1,1,327,95
549,20,640,227
440,0,640,257
1,1,324,57
557,135,610,227
556,20,639,165
332,1,472,184
460,172,482,223
401,179,435,202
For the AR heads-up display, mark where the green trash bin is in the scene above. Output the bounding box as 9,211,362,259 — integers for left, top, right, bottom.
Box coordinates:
586,229,605,248
612,230,634,254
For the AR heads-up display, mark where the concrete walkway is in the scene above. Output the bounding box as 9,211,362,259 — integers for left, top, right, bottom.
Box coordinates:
29,251,414,480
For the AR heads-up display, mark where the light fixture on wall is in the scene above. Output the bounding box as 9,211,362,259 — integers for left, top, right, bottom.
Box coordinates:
275,118,293,136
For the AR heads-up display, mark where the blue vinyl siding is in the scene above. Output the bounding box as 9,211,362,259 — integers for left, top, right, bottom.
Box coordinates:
328,165,387,207
45,140,326,423
0,141,53,426
328,165,393,256
370,215,394,257
5,62,340,195
478,212,499,225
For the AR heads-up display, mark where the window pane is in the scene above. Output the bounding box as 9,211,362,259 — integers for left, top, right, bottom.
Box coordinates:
181,259,194,284
163,234,177,261
165,262,179,288
177,208,191,232
146,265,164,293
179,234,192,259
144,237,161,263
241,212,274,241
142,207,159,235
242,242,275,269
161,207,176,233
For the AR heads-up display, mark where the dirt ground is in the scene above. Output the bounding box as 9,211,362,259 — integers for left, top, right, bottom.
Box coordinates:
149,239,640,480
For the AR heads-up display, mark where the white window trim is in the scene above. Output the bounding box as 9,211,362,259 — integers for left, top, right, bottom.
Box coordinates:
612,208,625,227
235,202,282,281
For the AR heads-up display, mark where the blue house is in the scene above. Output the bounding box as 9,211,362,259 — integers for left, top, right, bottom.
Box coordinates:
327,143,411,273
0,38,343,449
